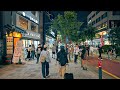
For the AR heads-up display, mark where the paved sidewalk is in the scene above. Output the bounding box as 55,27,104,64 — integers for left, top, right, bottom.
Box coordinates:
0,50,100,79
0,49,117,79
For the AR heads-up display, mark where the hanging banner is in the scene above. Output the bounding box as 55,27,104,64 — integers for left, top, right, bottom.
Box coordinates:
12,40,25,63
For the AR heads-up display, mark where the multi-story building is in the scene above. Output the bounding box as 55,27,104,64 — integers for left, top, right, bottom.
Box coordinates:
0,11,42,64
87,11,120,45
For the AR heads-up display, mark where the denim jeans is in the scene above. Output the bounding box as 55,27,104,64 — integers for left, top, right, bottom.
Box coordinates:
31,51,35,59
41,61,49,78
74,55,78,63
36,54,40,63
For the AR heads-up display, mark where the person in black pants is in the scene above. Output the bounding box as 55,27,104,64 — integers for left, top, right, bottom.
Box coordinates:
98,44,103,60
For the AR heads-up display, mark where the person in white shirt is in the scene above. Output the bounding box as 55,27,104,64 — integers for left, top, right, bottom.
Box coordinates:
39,45,51,79
52,44,56,59
74,44,80,64
90,45,94,57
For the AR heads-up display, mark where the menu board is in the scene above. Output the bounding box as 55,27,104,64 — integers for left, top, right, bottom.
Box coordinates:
12,40,25,63
7,37,13,55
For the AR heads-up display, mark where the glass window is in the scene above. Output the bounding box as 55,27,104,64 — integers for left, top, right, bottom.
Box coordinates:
31,22,38,32
92,14,95,18
18,16,28,30
113,11,120,15
31,11,36,16
98,17,101,22
89,17,91,21
96,17,101,23
101,12,107,20
96,11,100,15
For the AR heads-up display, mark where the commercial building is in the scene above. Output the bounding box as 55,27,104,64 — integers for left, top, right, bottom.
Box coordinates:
0,11,41,64
87,11,120,45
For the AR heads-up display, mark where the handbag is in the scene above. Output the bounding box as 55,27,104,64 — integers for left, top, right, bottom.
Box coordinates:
40,56,46,62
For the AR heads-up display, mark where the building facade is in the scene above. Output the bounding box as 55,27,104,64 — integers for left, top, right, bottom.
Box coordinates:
0,11,41,64
87,11,120,45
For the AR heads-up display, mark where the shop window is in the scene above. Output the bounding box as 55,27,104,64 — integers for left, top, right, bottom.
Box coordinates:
18,16,28,30
31,23,38,32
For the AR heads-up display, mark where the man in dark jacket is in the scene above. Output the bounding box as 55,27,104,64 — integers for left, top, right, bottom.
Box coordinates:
57,45,68,79
98,44,103,60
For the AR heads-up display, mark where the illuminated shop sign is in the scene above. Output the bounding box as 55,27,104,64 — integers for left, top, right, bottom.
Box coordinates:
22,30,40,39
18,11,38,24
22,12,38,24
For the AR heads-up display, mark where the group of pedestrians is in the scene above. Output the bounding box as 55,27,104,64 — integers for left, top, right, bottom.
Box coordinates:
24,42,119,79
25,44,42,63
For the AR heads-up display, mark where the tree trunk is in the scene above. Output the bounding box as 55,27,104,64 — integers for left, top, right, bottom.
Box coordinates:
91,39,93,46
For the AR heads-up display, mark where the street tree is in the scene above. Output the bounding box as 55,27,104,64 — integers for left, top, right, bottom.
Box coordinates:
49,11,83,44
84,25,98,45
108,26,120,46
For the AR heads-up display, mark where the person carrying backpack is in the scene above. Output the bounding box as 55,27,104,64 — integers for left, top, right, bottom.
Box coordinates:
57,45,68,79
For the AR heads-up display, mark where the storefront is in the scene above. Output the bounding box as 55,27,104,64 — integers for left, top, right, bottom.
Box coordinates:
21,30,40,49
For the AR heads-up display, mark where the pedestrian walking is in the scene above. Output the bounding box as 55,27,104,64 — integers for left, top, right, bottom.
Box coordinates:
81,46,87,70
52,44,56,59
107,47,112,60
71,45,74,58
39,45,51,79
26,45,32,60
31,44,35,60
57,45,68,79
98,44,103,60
36,44,42,64
85,44,90,57
74,44,80,64
90,45,94,57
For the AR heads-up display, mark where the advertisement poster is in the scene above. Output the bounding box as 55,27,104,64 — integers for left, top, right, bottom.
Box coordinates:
7,37,13,55
12,40,25,63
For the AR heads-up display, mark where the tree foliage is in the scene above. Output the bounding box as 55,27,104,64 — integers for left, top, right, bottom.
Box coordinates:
84,25,98,41
108,27,120,46
49,11,83,43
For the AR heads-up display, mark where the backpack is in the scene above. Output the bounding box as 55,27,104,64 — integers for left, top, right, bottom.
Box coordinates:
40,51,48,62
59,52,68,66
40,56,46,62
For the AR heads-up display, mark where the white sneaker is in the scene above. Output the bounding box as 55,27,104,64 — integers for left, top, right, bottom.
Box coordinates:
46,75,50,78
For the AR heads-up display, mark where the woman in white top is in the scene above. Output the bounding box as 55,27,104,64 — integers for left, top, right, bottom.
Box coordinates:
39,45,51,79
74,44,80,64
90,45,94,57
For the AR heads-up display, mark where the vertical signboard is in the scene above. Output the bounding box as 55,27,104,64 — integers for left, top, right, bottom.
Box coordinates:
12,40,25,63
6,37,13,55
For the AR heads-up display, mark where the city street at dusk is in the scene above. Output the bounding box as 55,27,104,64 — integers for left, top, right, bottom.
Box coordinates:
0,11,120,79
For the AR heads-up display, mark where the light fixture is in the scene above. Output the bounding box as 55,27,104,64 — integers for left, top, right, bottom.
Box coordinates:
22,12,25,16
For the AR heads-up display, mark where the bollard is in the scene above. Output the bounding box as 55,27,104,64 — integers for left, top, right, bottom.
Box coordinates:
98,60,102,79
